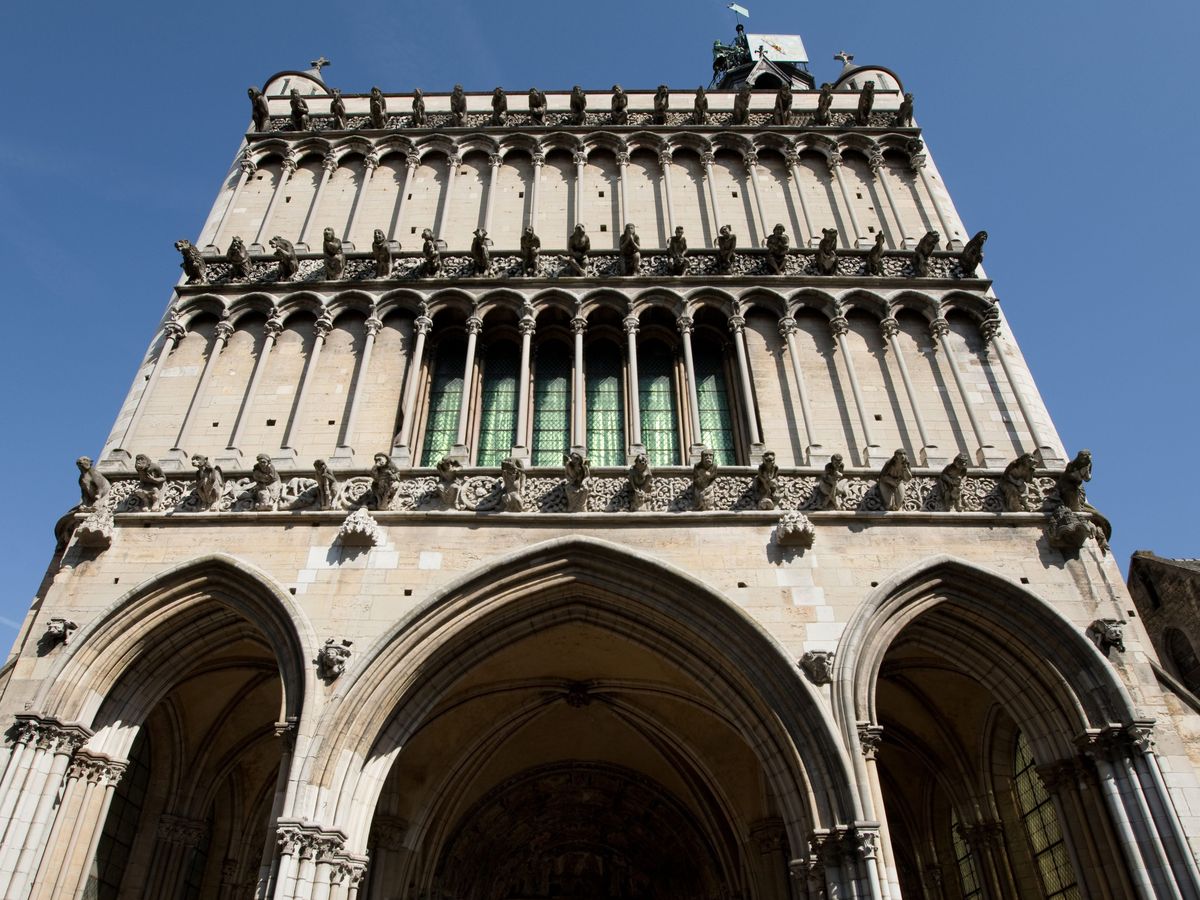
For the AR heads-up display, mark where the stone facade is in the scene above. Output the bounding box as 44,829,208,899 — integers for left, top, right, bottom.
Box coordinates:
2,53,1199,900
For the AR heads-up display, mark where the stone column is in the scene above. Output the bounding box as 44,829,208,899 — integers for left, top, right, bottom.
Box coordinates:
701,152,722,244
299,153,338,249
659,151,677,232
616,150,630,229
165,317,235,469
207,152,256,250
727,313,763,452
388,152,420,241
483,154,502,235
278,311,334,466
528,152,545,229
1038,759,1117,900
104,316,188,470
879,316,944,466
449,315,483,463
777,316,825,465
434,154,460,239
868,149,905,250
623,313,644,461
512,312,535,462
253,151,297,249
981,315,1061,465
909,147,958,249
856,726,899,900
220,312,283,470
676,316,705,462
343,152,379,246
571,315,587,454
828,152,870,249
333,315,383,465
573,152,587,232
829,312,881,464
393,314,432,467
58,755,124,900
145,814,207,899
930,316,1002,467
1124,722,1200,893
744,151,770,246
785,150,816,247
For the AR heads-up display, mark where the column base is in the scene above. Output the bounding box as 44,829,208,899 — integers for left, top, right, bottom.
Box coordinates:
920,445,950,468
216,449,245,471
687,443,708,465
861,444,884,465
509,446,531,466
271,447,299,470
446,444,472,465
975,445,1009,468
806,444,833,467
624,445,645,466
390,445,414,469
98,449,134,474
748,443,767,465
158,448,191,472
331,445,357,468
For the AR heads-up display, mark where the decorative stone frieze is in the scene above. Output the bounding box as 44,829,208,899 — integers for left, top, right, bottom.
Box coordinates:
337,508,384,546
157,814,208,848
777,511,816,549
74,506,114,548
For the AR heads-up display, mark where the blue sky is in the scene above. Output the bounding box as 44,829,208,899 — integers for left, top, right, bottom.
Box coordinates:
1,0,1196,647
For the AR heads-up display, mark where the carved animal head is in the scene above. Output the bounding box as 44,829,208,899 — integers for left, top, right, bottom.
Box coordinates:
76,456,92,472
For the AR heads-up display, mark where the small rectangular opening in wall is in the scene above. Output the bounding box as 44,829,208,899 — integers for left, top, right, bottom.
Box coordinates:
113,577,120,584
407,193,412,200
404,589,413,596
411,227,417,234
266,419,276,426
211,422,219,428
873,414,883,421
737,581,747,588
289,588,297,595
328,420,335,426
1020,577,1030,584
598,191,605,197
518,191,525,198
1127,609,1137,618
856,192,862,199
867,226,875,233
731,191,738,198
600,224,607,232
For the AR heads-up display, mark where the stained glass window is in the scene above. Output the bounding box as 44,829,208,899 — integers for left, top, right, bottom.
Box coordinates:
952,812,984,900
477,343,520,467
586,342,625,466
532,342,571,466
420,339,466,466
692,338,737,465
638,341,680,466
1014,731,1081,899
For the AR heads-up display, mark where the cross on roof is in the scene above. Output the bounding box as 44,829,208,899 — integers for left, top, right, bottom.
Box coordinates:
834,50,855,66
310,56,331,72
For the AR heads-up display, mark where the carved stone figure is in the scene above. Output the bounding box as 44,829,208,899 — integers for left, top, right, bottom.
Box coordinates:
411,89,426,127
653,85,670,124
369,86,387,128
913,230,940,277
471,228,492,276
372,229,393,278
620,224,641,275
894,92,914,127
191,454,223,511
999,453,1037,512
765,224,790,275
667,226,689,276
322,227,345,279
313,459,339,510
449,84,467,126
270,235,298,280
175,239,207,285
1050,449,1111,553
717,225,737,274
611,85,628,125
570,85,587,125
521,226,541,276
959,230,987,278
856,80,875,126
755,451,781,510
566,224,590,276
692,449,719,511
772,84,793,126
248,86,270,132
330,89,348,129
45,618,78,647
865,232,885,276
251,454,282,511
436,457,464,509
732,83,751,126
628,454,655,511
693,87,708,125
1089,619,1126,656
1045,505,1097,556
289,89,310,131
491,87,508,126
500,457,526,511
814,83,834,125
133,454,166,512
778,511,817,550
813,454,846,510
421,229,442,277
317,638,353,681
799,649,833,684
936,453,970,512
878,449,912,511
76,456,110,509
814,228,838,275
528,88,547,125
563,452,591,512
371,453,401,510
227,236,251,280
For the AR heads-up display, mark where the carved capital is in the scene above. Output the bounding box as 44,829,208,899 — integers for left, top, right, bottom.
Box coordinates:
659,151,673,169
406,152,421,169
573,152,587,167
909,152,927,172
365,316,383,336
215,320,236,342
364,152,380,170
264,313,285,338
750,817,787,855
68,749,126,784
928,316,950,340
489,153,502,168
157,813,208,848
447,155,462,169
700,151,715,167
676,315,694,335
784,150,800,169
531,152,545,167
414,315,433,336
857,723,884,759
239,153,258,176
879,316,900,340
826,152,843,172
777,315,798,338
465,315,483,336
314,312,335,338
980,313,1002,343
163,321,187,344
728,314,746,334
281,152,299,174
616,152,630,167
828,315,849,338
519,316,537,337
321,153,338,173
622,314,639,335
743,151,759,169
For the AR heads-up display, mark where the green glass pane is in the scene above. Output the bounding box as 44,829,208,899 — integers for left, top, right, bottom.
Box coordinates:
420,340,466,466
693,340,736,465
1014,731,1081,898
586,343,625,466
638,342,680,467
477,344,519,467
532,342,571,466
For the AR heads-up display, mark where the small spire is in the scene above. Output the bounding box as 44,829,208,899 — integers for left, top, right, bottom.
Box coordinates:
308,56,331,83
834,50,855,69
